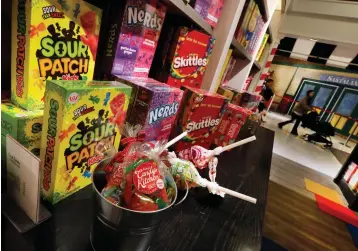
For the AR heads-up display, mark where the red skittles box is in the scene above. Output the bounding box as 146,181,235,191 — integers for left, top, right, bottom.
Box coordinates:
159,27,215,89
173,86,228,151
115,76,183,142
214,104,252,146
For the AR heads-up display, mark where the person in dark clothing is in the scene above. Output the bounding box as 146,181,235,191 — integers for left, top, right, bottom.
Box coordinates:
258,79,275,122
278,90,315,136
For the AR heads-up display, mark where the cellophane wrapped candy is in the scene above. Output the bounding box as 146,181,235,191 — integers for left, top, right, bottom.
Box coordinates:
101,141,176,212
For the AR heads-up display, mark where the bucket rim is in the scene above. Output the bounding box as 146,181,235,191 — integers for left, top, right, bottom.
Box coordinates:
92,159,178,214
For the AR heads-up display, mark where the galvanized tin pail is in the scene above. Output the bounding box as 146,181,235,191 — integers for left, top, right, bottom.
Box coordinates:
90,159,178,251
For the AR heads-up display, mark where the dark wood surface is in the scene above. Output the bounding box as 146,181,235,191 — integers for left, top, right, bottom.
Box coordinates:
2,127,274,251
266,154,356,251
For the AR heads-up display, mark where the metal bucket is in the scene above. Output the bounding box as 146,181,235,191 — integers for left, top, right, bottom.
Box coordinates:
90,159,178,251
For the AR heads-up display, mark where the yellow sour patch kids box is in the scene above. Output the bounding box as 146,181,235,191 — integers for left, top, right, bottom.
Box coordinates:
11,0,102,110
40,80,132,204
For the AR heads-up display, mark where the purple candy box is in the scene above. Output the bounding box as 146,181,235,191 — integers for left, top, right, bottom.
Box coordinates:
115,76,183,142
102,0,166,78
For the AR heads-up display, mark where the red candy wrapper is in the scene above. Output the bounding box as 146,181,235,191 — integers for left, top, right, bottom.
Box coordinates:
101,141,176,211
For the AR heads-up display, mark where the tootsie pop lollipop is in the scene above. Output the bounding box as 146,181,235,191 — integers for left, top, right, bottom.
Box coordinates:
167,155,257,204
178,136,256,182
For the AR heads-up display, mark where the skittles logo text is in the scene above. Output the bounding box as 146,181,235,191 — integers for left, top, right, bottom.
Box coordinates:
173,55,207,69
43,99,59,191
127,6,163,31
36,21,90,81
149,103,179,124
16,0,27,98
64,110,117,172
186,118,220,132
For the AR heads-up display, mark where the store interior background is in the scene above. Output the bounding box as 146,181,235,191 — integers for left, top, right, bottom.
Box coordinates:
1,0,358,250
254,0,358,180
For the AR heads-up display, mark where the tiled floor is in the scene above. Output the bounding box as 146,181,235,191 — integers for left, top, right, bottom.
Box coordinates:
261,112,354,178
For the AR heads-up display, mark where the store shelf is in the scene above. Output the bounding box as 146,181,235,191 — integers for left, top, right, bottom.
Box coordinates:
256,0,269,22
163,0,213,35
267,24,273,43
253,60,262,71
231,38,252,61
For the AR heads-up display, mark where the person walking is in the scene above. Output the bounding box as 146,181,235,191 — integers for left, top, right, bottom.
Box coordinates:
278,90,315,136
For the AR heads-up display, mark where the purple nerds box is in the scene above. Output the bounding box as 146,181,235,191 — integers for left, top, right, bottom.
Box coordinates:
101,0,166,78
115,76,183,142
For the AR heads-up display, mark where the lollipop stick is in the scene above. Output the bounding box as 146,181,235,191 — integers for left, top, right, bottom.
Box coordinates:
217,186,257,204
203,179,257,204
220,136,256,153
165,131,188,149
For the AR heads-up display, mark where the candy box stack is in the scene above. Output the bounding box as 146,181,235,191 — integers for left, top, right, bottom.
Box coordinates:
214,104,252,146
173,86,228,151
101,0,166,78
40,80,132,204
1,103,43,159
116,76,183,142
11,0,102,110
155,27,215,89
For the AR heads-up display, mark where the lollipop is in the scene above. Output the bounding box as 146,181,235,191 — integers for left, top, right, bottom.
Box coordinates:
167,155,257,204
178,136,256,182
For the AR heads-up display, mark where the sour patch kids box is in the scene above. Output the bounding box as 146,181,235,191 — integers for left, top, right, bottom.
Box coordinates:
11,0,102,110
40,80,132,204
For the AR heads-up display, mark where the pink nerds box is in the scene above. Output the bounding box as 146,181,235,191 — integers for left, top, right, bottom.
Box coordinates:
115,76,183,142
101,0,166,78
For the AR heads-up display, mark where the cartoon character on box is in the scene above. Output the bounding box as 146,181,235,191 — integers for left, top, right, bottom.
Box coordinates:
172,86,228,151
102,0,166,78
40,80,132,204
166,27,215,89
11,0,102,110
116,76,183,142
214,104,252,146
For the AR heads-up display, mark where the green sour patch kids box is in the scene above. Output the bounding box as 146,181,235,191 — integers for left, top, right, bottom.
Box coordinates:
40,80,132,204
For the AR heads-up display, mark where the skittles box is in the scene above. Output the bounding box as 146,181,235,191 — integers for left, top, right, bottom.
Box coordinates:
214,104,252,147
40,80,132,204
1,102,43,158
116,76,183,142
11,0,102,110
173,86,228,151
156,27,215,89
101,0,166,77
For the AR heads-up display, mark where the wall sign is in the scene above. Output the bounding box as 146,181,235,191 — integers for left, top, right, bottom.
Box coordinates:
320,74,358,87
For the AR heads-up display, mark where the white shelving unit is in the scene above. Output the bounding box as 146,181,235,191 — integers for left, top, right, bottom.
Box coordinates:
160,0,277,93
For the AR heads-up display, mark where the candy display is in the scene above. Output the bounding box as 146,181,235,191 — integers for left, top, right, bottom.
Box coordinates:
11,0,102,110
177,136,256,182
116,76,183,142
166,152,257,203
154,27,215,89
172,86,228,151
1,102,43,157
40,80,132,204
101,141,177,211
101,0,166,78
214,104,253,146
